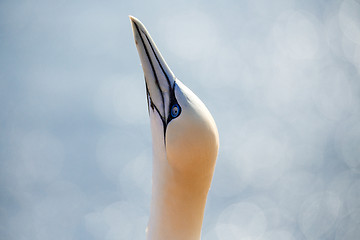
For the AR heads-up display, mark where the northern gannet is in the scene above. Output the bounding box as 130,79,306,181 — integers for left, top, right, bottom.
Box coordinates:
129,16,219,240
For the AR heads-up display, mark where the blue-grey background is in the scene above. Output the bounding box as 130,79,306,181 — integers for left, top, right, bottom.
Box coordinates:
1,0,360,239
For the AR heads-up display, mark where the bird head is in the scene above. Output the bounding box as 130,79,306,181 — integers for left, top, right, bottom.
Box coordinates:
130,16,219,176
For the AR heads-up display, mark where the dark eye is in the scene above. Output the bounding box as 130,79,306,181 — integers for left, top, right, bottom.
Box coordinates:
170,104,180,118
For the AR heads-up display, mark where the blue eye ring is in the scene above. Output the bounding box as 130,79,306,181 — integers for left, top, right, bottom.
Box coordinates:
170,103,181,118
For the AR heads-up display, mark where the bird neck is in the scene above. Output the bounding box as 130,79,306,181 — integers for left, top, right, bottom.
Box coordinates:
146,152,212,240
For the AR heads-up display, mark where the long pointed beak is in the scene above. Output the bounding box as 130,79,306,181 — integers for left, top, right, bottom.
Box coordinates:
129,16,175,119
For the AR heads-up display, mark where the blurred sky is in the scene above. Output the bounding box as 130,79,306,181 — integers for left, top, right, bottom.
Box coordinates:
1,0,360,239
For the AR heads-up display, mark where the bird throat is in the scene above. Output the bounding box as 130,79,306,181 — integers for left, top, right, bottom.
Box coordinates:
146,151,212,240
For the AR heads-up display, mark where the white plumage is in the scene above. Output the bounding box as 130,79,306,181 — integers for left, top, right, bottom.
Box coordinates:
130,16,219,240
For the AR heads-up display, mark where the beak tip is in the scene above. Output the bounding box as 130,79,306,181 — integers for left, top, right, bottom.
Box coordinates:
129,15,147,32
129,15,136,28
128,15,141,26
